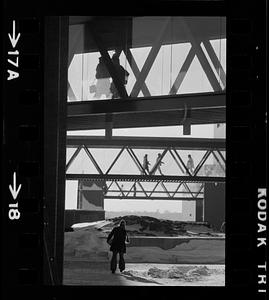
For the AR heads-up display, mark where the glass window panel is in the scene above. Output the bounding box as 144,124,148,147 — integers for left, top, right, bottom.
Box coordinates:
67,16,226,102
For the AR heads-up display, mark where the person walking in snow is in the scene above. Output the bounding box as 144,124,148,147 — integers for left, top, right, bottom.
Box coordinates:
107,219,130,273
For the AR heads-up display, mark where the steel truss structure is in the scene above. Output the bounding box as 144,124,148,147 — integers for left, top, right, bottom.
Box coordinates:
79,179,205,202
66,136,225,200
68,17,226,130
68,17,226,100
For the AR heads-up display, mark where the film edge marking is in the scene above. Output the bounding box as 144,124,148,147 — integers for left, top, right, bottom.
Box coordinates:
7,20,21,81
257,188,267,294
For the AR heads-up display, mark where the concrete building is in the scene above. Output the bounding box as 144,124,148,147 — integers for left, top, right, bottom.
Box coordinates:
65,180,105,230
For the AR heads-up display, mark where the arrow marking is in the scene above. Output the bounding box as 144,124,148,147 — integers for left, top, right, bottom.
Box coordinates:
8,20,21,48
9,172,22,200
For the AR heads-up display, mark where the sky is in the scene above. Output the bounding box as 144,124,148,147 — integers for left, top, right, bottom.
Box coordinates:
65,18,226,213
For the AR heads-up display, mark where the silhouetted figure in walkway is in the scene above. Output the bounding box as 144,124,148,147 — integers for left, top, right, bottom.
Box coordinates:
186,154,195,175
133,183,136,197
142,154,151,174
110,54,129,99
94,56,111,99
151,153,164,175
107,220,130,273
118,184,124,197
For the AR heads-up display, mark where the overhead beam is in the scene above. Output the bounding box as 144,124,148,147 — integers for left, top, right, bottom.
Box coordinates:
103,196,203,201
68,91,225,116
66,136,226,150
67,107,226,130
69,17,226,54
66,174,225,183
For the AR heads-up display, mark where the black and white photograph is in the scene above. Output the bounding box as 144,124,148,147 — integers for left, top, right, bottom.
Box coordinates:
1,1,267,299
63,16,226,286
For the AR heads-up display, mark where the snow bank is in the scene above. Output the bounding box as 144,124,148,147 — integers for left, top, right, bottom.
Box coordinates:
65,225,108,260
120,264,224,285
125,238,224,264
64,223,225,264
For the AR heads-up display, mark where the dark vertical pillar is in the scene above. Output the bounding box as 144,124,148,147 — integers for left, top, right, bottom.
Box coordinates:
195,199,204,222
77,180,82,209
44,16,68,285
204,182,225,230
105,113,113,139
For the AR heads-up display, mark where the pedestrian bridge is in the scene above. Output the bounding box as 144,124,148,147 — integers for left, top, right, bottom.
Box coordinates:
66,136,225,201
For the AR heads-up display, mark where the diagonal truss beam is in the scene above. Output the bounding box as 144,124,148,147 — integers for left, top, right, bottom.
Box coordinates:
150,148,168,175
148,181,161,197
123,48,151,97
90,179,204,200
137,181,149,198
212,150,225,173
217,149,226,164
202,39,226,88
172,182,183,197
169,46,196,95
160,182,171,197
195,183,204,198
106,182,203,198
66,145,83,172
105,146,126,174
115,181,125,197
126,147,146,175
179,17,222,92
183,182,195,198
107,181,114,191
169,148,186,174
130,17,172,97
86,22,128,99
126,182,137,197
66,144,225,180
83,145,104,174
171,148,192,176
193,150,212,176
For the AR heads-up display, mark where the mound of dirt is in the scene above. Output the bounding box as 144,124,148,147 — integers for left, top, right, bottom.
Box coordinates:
102,215,218,237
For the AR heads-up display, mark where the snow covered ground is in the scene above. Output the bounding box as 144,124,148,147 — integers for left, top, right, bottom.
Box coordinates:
64,220,225,264
63,219,225,285
63,262,225,286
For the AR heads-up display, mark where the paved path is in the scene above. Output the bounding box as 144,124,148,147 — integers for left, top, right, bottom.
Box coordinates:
64,261,161,286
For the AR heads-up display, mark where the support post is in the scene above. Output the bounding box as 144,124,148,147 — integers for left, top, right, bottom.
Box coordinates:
44,16,68,285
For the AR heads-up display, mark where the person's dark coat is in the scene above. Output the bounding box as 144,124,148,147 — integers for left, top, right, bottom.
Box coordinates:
107,226,129,253
96,59,110,79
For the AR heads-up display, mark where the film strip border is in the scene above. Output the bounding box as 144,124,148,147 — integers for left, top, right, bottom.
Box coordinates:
1,5,267,300
2,16,69,296
2,17,43,295
227,1,267,298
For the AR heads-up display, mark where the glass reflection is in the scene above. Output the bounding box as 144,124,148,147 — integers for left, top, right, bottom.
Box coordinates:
68,17,226,102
